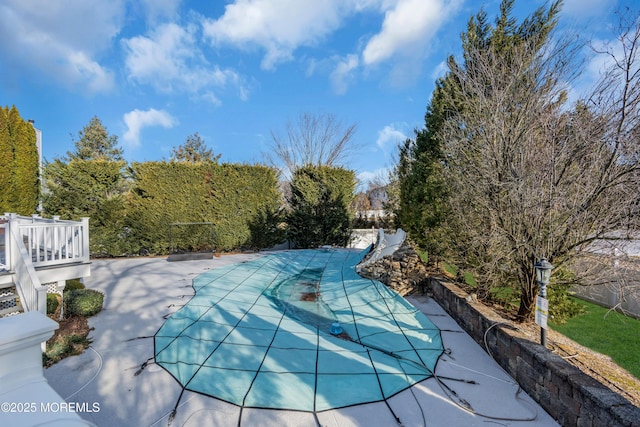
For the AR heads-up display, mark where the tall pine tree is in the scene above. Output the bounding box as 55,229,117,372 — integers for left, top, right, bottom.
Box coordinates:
43,116,129,256
396,0,561,261
396,0,565,319
68,116,123,161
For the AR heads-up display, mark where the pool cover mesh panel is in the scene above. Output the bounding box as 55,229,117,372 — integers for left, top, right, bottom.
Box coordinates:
155,248,443,412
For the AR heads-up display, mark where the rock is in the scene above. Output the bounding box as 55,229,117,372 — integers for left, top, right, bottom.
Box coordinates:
358,242,428,296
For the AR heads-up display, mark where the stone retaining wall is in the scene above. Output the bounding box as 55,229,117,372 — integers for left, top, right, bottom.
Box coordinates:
429,277,640,427
361,244,640,427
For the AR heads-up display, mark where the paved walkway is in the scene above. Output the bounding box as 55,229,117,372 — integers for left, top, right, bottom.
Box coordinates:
44,254,559,426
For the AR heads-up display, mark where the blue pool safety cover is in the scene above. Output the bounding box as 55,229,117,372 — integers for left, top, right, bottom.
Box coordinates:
154,248,443,412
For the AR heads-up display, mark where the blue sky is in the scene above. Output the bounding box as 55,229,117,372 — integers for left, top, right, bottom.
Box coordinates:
0,0,633,187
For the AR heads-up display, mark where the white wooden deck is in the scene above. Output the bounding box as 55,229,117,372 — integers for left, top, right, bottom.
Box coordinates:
0,214,90,316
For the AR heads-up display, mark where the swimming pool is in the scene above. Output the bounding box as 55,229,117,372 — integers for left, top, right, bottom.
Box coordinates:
154,248,443,413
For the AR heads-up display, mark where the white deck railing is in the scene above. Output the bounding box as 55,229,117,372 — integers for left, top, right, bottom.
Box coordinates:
0,221,6,271
1,213,90,314
18,215,90,268
4,215,46,313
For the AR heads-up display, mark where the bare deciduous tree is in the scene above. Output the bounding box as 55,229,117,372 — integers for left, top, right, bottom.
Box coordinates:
567,9,640,316
441,10,640,319
267,112,358,178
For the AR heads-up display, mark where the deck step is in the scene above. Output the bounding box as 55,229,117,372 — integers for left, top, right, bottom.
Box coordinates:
0,280,16,290
0,301,23,318
0,284,16,297
0,293,18,303
0,282,23,318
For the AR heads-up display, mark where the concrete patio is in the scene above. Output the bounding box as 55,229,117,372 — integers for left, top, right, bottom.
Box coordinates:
43,254,559,426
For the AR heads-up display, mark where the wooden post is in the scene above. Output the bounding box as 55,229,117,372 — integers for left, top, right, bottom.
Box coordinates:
81,217,90,261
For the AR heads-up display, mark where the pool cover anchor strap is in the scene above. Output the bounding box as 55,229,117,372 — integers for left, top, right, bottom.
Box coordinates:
346,335,477,415
167,387,186,426
125,335,154,342
133,356,155,377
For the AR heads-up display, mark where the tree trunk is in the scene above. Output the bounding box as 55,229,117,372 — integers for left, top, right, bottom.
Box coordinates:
517,283,537,322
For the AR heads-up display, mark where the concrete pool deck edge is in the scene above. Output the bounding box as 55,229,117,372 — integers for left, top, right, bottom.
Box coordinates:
427,275,640,427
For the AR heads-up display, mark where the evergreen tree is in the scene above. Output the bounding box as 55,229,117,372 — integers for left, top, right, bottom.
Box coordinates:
68,116,123,161
44,116,129,256
170,132,220,163
10,107,39,214
287,165,355,248
43,159,129,256
396,0,566,319
396,0,561,261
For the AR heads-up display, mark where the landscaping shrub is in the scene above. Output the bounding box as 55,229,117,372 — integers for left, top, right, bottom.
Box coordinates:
548,283,586,324
43,334,92,367
64,278,85,292
65,289,104,317
247,206,286,250
128,162,282,253
46,293,59,315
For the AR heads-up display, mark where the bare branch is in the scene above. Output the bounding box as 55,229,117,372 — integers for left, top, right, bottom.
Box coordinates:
266,112,358,178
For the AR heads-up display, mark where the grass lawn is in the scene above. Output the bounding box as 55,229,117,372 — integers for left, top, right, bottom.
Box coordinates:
440,261,477,286
550,298,640,379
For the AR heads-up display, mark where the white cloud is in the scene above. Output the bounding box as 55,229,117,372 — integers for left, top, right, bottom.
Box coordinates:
123,108,178,147
357,167,391,189
138,0,181,24
201,0,461,91
68,51,116,93
324,0,461,92
123,23,195,88
202,0,350,70
568,35,629,102
362,0,461,66
122,22,242,103
0,0,123,93
587,38,626,77
562,0,614,19
349,0,385,12
331,54,360,94
376,125,407,151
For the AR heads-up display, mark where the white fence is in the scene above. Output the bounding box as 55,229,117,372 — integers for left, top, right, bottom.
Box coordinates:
578,236,640,318
573,284,640,319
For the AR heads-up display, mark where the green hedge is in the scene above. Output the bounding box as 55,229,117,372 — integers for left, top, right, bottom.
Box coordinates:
127,162,283,253
0,106,39,214
43,160,284,256
64,279,86,292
